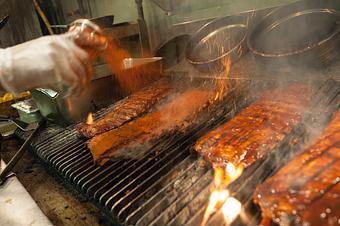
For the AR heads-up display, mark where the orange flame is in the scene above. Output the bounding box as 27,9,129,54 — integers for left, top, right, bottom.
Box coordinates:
201,163,243,226
86,112,94,125
214,57,231,102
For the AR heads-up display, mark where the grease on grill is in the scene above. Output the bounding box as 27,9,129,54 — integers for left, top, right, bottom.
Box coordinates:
88,88,214,165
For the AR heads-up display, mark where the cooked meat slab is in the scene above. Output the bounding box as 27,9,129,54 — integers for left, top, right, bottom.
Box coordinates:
254,111,340,226
88,89,213,165
194,84,312,167
77,82,173,138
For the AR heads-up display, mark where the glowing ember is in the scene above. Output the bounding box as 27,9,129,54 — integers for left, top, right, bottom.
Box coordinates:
86,112,94,125
222,197,242,224
201,163,243,226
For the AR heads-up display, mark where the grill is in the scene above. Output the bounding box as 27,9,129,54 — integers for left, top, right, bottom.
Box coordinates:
28,78,339,226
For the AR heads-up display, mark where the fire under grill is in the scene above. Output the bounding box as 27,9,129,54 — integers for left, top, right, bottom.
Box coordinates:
28,80,339,226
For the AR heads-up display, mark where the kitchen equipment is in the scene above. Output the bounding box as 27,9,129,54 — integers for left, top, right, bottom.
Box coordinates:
155,34,190,69
186,14,251,73
0,121,16,137
122,57,163,69
11,99,42,124
248,1,340,71
26,78,340,226
0,116,37,132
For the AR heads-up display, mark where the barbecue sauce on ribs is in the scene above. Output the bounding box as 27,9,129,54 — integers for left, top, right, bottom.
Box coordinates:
254,111,340,226
88,89,213,165
194,83,312,167
77,81,173,138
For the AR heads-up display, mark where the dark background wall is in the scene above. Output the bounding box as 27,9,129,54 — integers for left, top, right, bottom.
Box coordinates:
0,0,42,48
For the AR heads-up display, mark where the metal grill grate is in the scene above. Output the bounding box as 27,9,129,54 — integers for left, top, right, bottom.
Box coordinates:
30,80,340,226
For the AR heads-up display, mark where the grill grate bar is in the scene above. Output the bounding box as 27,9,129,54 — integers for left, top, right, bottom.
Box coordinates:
109,146,190,215
91,138,173,201
45,140,83,163
119,155,196,221
35,131,77,151
66,157,94,179
98,135,189,207
125,157,206,225
62,152,92,176
54,145,87,170
145,170,212,226
80,159,129,192
169,182,212,226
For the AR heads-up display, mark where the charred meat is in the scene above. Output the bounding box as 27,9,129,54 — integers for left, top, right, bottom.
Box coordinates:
194,83,312,167
88,89,213,165
77,82,173,138
254,111,340,226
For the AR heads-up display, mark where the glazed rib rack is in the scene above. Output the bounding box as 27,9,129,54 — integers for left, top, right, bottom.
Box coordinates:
29,80,340,226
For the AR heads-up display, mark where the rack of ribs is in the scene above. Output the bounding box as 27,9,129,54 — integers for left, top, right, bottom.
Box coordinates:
88,89,213,165
77,81,173,138
194,83,312,168
254,110,340,226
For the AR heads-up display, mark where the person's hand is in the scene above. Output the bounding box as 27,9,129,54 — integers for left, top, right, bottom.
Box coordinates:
0,31,104,95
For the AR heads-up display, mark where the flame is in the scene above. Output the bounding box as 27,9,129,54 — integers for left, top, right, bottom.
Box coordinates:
226,163,243,181
222,197,242,224
201,163,243,226
86,112,94,124
214,57,231,101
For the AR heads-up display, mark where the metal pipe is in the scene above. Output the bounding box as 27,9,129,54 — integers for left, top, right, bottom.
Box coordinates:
135,0,151,56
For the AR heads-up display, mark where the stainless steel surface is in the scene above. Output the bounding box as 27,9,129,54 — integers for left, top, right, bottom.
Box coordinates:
186,14,252,73
11,99,42,124
155,35,191,69
144,0,300,53
30,76,120,125
248,0,340,70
